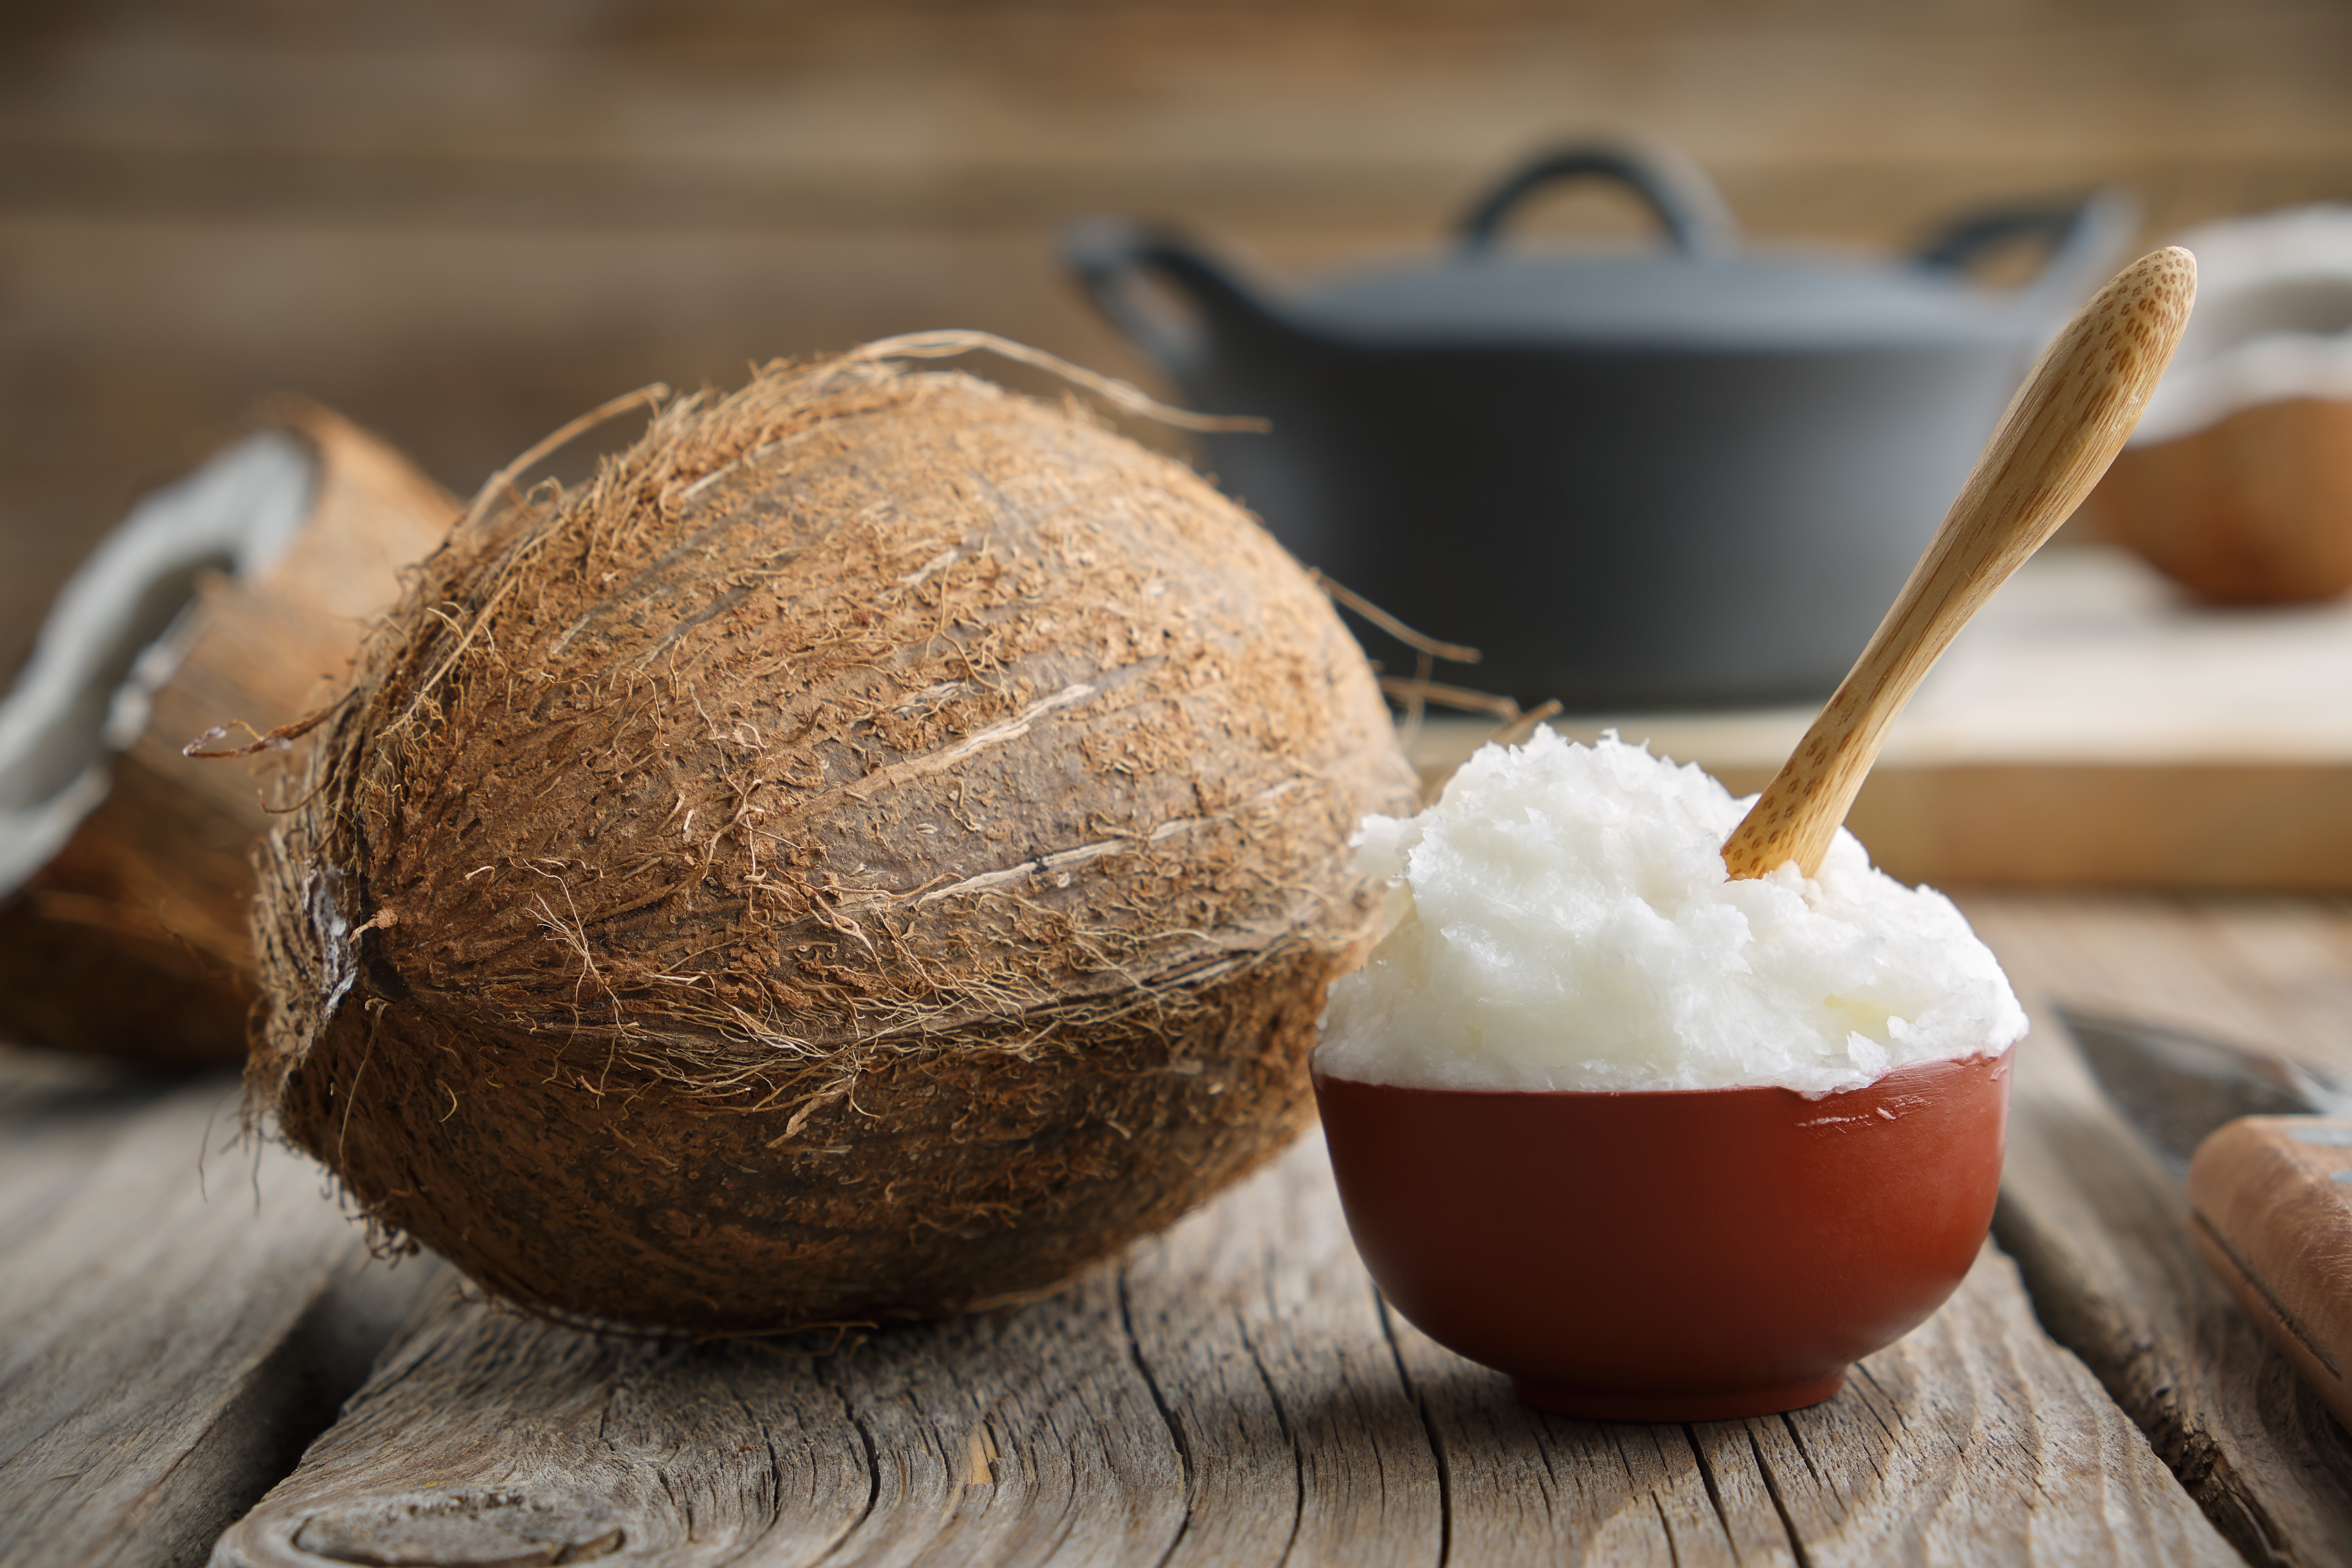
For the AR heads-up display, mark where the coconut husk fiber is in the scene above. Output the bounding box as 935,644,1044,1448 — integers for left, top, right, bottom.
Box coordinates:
0,403,455,1065
251,352,1418,1334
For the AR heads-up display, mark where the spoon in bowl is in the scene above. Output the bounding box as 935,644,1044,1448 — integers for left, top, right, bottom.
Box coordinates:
1721,246,2198,880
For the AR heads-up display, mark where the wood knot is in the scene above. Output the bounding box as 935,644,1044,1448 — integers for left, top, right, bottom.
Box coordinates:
289,1490,623,1566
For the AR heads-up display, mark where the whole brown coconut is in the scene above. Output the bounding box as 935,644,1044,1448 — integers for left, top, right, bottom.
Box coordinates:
0,403,454,1064
252,353,1417,1333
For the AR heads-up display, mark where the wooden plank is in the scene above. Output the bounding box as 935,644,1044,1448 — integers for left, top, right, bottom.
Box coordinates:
0,1050,447,1568
5,2,2349,236
216,1128,2226,1566
1391,1237,2233,1566
1404,547,2352,890
1964,891,2352,1567
1119,1136,1441,1568
207,1235,1200,1566
1842,763,2352,891
1407,745,2352,894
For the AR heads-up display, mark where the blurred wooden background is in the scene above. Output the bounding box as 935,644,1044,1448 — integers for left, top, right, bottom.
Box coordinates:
4,0,2349,680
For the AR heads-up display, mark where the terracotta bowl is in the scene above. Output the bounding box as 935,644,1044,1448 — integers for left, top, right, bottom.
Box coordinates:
1314,1049,2011,1421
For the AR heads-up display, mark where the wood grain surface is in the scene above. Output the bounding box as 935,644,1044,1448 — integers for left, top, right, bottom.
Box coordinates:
210,1128,2230,1567
1966,891,2352,1566
9,896,2347,1565
0,1051,447,1568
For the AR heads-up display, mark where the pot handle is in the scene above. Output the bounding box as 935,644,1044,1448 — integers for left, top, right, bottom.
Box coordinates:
1062,217,1279,379
1913,187,2140,305
1457,142,1739,258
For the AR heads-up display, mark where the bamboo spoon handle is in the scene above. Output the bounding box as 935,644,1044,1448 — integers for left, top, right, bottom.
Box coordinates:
1720,246,2198,881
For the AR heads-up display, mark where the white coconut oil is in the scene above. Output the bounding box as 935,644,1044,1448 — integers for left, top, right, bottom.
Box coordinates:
1316,729,2026,1096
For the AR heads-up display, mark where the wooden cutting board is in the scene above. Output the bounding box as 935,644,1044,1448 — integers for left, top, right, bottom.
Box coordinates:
1405,545,2352,889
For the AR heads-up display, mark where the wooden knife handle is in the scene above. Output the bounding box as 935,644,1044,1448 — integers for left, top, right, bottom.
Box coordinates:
2185,1115,2352,1435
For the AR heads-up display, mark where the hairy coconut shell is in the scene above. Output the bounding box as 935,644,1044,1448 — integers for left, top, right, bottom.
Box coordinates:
0,404,454,1064
252,355,1416,1332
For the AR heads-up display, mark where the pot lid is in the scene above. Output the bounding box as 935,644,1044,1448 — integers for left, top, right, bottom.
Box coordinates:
1067,141,2138,365
1289,250,2040,350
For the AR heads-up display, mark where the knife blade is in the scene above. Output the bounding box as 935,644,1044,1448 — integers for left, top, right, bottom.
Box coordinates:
2063,1009,2352,1178
2059,1009,2352,1435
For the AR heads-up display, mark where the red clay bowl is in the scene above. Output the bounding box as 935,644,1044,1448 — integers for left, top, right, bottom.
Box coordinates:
1314,1048,2011,1421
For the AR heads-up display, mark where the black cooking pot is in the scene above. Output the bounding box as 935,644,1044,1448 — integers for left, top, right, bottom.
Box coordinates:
1066,142,2135,708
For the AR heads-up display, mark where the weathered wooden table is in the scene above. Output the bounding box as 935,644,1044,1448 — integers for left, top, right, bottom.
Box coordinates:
5,891,2351,1566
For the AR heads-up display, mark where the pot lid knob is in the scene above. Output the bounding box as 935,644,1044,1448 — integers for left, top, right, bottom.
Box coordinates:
1457,139,1740,260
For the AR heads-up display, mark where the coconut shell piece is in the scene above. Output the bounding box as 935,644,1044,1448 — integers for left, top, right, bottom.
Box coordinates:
2085,396,2352,604
0,404,455,1065
251,355,1416,1333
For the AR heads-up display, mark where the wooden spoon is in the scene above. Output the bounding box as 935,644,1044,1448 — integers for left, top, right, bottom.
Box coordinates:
1720,247,2199,880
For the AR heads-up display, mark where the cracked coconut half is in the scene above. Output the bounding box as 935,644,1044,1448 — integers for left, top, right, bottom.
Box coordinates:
0,404,454,1064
